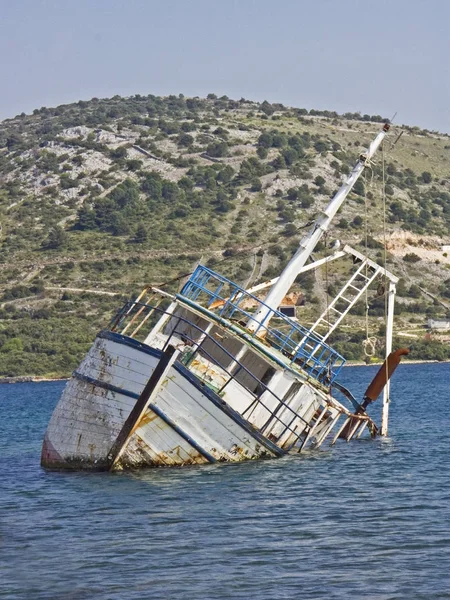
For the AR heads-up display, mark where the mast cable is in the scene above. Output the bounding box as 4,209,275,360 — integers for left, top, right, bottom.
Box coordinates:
323,230,332,388
364,168,369,342
362,164,376,357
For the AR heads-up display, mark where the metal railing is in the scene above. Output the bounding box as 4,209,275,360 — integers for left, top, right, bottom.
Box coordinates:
180,265,345,383
109,299,326,450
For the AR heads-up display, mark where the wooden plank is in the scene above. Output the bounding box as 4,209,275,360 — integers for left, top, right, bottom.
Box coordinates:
106,345,179,469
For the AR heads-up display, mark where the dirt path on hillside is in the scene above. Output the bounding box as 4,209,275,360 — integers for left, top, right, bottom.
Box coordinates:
45,286,120,296
0,248,225,275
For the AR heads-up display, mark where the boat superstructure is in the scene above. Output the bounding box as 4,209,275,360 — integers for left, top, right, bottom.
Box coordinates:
41,123,404,471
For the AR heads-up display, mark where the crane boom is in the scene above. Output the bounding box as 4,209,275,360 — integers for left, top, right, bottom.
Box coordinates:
248,122,391,333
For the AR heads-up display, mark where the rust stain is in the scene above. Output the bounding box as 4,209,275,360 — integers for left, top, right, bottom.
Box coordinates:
229,444,243,456
159,377,171,389
128,409,160,438
88,443,96,460
138,412,160,426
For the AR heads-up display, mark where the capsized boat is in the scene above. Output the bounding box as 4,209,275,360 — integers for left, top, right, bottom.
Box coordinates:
41,123,406,471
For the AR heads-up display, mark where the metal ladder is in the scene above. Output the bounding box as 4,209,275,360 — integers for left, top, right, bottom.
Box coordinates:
295,258,382,355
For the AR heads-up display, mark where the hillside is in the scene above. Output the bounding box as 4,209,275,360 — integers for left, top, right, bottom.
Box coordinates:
1,93,450,377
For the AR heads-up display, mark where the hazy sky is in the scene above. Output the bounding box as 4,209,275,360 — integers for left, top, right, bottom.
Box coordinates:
1,0,449,132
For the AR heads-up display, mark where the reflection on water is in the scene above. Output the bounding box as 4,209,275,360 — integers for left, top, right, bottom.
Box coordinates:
1,364,450,599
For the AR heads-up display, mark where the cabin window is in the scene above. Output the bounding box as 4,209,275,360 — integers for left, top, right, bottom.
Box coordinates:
279,306,296,318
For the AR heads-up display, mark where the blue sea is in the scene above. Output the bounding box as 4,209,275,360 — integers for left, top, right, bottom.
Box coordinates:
1,363,450,600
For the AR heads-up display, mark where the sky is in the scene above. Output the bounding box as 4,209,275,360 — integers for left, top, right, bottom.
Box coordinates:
1,0,449,132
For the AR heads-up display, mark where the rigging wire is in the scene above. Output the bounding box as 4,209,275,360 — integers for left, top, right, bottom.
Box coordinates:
324,230,330,338
323,230,333,389
364,168,369,342
362,166,377,358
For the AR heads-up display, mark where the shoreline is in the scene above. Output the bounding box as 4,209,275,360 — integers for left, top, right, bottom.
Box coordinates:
344,358,450,367
0,376,69,384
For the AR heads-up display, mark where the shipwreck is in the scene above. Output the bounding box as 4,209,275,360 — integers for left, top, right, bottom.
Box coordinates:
41,122,407,471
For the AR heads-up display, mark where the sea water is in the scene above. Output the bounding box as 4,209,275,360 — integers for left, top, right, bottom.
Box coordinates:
1,363,449,599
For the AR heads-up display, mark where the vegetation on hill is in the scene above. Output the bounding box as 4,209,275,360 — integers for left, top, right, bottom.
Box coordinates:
1,93,450,376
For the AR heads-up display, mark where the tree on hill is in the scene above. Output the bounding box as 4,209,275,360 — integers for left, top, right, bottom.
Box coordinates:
76,206,97,230
403,253,421,263
6,132,26,151
109,213,130,236
162,181,181,202
257,146,268,159
250,178,262,192
133,224,148,244
260,100,275,116
126,159,143,171
206,141,229,158
108,179,140,208
177,133,194,148
110,146,128,160
237,157,266,184
314,140,329,153
258,132,273,148
42,226,68,249
142,172,163,200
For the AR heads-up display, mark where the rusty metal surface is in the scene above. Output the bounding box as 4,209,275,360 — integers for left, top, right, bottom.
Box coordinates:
364,348,410,402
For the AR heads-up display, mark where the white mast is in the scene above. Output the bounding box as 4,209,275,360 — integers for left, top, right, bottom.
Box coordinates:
381,280,396,436
248,122,391,333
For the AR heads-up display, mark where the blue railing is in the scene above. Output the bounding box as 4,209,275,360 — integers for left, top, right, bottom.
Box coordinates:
179,265,345,383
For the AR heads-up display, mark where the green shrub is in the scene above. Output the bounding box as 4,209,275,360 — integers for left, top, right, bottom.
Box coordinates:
403,253,421,263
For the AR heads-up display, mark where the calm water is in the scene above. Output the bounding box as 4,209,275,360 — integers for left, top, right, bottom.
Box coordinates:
1,364,449,600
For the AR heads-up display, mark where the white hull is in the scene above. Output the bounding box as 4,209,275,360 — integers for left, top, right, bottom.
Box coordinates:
42,332,283,470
